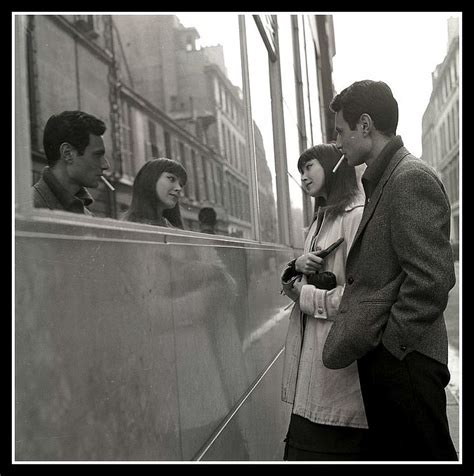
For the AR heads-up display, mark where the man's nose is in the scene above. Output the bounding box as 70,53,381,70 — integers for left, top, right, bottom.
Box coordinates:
101,156,110,170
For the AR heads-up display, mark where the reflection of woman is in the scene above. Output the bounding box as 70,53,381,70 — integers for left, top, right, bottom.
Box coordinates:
123,158,187,228
281,144,368,460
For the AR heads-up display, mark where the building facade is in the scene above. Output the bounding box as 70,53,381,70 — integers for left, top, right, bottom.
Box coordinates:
421,16,460,256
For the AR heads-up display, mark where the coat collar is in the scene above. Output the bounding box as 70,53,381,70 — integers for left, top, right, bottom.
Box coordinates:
351,142,411,248
362,135,404,200
42,166,94,213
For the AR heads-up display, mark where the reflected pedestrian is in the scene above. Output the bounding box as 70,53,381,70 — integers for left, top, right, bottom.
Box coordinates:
123,157,187,229
198,207,217,234
32,110,109,215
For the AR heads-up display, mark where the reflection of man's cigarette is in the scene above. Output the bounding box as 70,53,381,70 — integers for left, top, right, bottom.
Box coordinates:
100,175,115,191
332,154,345,173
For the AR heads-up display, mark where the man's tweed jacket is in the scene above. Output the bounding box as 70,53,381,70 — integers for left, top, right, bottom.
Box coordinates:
323,142,455,369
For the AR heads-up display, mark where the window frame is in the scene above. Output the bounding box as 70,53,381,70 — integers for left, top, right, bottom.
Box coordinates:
15,13,303,247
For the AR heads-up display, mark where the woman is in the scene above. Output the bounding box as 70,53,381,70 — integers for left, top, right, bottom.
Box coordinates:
281,143,368,460
123,158,187,228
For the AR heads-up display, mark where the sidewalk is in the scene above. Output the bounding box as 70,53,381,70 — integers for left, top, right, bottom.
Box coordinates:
446,386,460,458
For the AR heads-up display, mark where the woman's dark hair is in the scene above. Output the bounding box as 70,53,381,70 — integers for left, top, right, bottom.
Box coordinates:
123,158,187,229
297,143,360,222
43,110,107,166
329,80,398,136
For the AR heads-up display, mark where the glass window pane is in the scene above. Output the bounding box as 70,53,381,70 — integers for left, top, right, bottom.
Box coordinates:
24,13,253,235
300,15,323,146
173,13,251,237
279,15,306,248
246,17,279,243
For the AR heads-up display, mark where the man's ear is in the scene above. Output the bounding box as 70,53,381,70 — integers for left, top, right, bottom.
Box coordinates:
359,113,373,136
59,142,76,164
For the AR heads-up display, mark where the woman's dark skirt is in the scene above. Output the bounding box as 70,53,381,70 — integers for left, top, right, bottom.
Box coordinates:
284,413,368,461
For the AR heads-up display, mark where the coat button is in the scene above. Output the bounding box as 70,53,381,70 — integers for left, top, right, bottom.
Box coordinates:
317,307,323,314
400,345,407,351
347,276,354,285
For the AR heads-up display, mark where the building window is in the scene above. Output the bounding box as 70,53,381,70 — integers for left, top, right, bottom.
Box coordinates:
74,15,99,38
191,149,200,201
148,120,159,157
164,131,172,158
205,160,216,203
120,101,134,178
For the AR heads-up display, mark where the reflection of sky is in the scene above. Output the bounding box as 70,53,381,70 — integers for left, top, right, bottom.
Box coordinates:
246,18,275,183
176,13,243,89
178,14,276,182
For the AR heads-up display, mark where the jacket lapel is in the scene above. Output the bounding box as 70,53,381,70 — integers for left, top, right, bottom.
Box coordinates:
350,147,411,248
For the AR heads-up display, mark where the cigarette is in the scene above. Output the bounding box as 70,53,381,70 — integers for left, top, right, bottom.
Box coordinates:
100,175,115,191
332,154,345,173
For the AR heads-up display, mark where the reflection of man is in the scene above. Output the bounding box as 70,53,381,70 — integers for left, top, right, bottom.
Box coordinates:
198,207,217,234
32,110,109,215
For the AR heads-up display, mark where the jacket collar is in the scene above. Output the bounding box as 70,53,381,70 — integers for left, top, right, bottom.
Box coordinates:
350,141,411,248
42,166,94,213
362,135,404,200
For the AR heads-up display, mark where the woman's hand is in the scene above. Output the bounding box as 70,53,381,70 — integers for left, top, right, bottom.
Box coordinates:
292,275,304,295
295,252,324,275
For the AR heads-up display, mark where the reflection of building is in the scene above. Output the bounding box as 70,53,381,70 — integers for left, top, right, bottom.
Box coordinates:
25,14,328,240
25,14,257,236
421,17,459,256
253,124,278,243
308,15,337,143
111,14,262,237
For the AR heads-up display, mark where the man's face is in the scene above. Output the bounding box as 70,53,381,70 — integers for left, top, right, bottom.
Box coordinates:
334,111,369,167
68,134,109,188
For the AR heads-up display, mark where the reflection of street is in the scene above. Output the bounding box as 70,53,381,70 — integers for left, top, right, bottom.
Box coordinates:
445,261,460,400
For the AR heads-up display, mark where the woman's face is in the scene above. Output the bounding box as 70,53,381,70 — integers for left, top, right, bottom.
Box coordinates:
155,171,184,210
300,158,326,197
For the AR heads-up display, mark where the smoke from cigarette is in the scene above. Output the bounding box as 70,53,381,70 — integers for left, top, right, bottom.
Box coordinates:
100,175,115,191
332,155,345,173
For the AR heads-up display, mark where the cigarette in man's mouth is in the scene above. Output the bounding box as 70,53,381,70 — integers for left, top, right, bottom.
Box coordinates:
332,154,345,173
100,175,115,191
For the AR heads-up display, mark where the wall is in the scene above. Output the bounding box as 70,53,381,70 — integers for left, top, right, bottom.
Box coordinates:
15,215,294,461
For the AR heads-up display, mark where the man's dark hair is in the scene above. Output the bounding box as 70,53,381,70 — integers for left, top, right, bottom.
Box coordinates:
43,110,107,166
329,80,399,136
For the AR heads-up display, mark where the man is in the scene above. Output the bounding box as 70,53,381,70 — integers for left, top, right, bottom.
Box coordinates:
322,80,457,461
32,110,109,214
